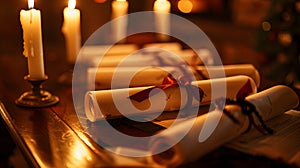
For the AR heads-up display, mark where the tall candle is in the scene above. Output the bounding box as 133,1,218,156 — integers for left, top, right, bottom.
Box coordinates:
111,0,128,42
20,0,45,80
154,0,171,41
62,0,81,63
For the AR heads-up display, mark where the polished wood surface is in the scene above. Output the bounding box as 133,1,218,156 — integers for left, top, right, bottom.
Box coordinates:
0,44,111,167
0,37,296,168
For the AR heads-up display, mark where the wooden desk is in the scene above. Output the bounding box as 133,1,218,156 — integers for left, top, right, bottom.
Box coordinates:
0,43,293,168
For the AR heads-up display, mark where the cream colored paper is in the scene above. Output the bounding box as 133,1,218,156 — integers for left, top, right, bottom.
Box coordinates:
143,43,182,52
96,49,203,67
81,45,211,67
87,67,170,90
150,85,299,167
199,64,260,86
81,44,138,56
143,43,211,65
85,75,257,121
87,64,260,90
227,110,300,167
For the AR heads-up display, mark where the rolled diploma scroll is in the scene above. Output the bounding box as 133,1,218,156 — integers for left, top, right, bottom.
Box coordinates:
85,48,210,67
87,64,260,90
85,75,257,121
199,64,260,87
150,85,299,167
79,44,138,65
81,44,138,56
143,42,182,52
87,67,170,90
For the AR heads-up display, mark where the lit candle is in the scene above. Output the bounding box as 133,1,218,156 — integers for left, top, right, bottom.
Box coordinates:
62,0,81,63
111,0,128,42
20,0,45,80
154,0,171,41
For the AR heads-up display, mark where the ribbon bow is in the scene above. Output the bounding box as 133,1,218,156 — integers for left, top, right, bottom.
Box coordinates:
129,74,206,109
214,80,274,135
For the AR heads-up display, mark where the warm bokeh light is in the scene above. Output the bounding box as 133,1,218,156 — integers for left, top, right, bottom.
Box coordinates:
278,32,292,46
262,21,271,31
178,0,193,13
28,0,34,9
116,0,126,2
68,0,76,9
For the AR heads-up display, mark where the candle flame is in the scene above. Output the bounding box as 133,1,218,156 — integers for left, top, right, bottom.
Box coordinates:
28,0,34,9
116,0,126,1
68,0,76,9
154,0,170,12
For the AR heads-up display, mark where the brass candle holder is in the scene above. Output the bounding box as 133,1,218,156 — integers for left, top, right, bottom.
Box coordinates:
15,75,59,108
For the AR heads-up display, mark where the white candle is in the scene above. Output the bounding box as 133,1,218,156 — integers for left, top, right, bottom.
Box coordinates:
111,0,128,42
62,0,81,63
154,0,171,41
20,0,45,80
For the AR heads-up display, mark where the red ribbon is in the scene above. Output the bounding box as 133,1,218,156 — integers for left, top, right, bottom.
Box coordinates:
129,74,206,105
236,79,254,99
128,51,206,109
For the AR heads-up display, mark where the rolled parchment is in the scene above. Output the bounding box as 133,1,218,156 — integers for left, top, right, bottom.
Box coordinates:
87,64,260,90
150,85,299,167
81,44,138,57
200,64,260,87
142,43,214,66
143,42,182,52
84,47,212,67
85,75,257,121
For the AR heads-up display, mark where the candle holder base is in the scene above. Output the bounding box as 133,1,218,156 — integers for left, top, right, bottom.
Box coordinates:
15,76,59,108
